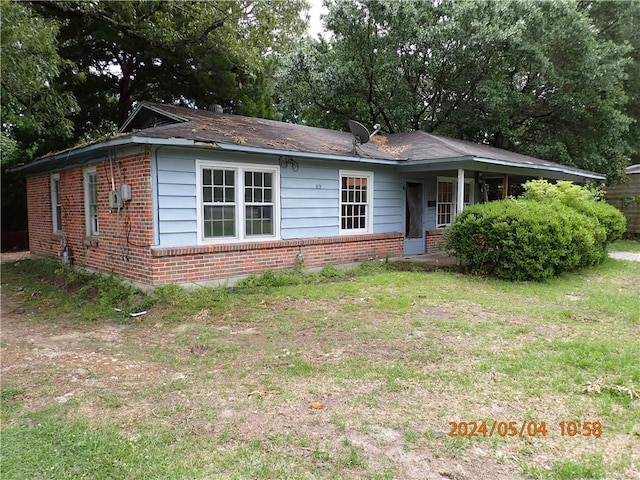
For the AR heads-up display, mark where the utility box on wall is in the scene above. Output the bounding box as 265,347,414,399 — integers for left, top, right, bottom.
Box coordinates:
109,184,132,208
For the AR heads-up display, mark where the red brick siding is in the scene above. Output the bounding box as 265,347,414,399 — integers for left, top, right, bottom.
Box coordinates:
26,151,154,284
149,233,404,285
426,229,446,252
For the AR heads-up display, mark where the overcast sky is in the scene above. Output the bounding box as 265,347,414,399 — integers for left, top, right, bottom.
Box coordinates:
306,0,329,39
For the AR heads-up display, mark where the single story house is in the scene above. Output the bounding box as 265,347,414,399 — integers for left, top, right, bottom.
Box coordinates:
14,102,605,286
606,164,640,238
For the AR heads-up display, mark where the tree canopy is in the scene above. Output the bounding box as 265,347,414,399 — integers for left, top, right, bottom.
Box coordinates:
276,0,637,183
0,0,308,233
29,0,308,145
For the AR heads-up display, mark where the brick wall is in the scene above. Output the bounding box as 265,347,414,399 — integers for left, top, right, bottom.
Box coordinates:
149,233,404,286
27,151,154,284
425,229,446,252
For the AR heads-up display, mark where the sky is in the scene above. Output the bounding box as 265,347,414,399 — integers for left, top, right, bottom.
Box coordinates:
306,0,329,39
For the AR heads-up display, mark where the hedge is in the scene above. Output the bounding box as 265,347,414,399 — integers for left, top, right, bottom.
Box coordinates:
444,180,626,281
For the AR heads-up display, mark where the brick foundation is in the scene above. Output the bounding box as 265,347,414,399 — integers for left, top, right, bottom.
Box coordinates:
425,229,446,252
150,233,404,286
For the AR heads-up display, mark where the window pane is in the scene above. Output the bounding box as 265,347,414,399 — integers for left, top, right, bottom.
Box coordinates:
254,172,262,187
225,187,234,201
203,169,212,185
264,189,272,203
245,171,252,186
204,221,213,237
213,170,223,185
56,206,62,230
214,187,223,202
204,206,236,238
225,170,234,186
264,174,272,187
245,205,273,236
203,186,212,203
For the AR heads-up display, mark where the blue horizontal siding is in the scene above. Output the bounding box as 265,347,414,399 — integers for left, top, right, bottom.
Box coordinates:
372,168,403,233
159,220,197,234
280,163,340,238
153,148,404,247
158,196,196,209
159,232,198,247
159,208,197,221
157,171,196,184
158,183,196,197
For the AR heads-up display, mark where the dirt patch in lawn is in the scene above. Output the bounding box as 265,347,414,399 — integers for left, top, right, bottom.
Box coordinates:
1,290,637,479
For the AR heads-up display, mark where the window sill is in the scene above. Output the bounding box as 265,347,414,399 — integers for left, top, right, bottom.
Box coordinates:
83,236,99,248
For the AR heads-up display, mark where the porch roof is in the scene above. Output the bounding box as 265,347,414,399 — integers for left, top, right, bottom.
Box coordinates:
11,101,605,181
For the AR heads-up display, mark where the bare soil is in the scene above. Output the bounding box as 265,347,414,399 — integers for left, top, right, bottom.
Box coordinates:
2,289,638,479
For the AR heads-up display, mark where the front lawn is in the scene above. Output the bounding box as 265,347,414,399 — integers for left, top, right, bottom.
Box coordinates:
1,258,639,479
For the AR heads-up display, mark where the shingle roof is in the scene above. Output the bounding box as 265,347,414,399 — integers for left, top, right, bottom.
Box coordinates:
130,103,597,174
10,101,605,180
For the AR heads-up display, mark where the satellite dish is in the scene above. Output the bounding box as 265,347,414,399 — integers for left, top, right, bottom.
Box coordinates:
348,120,370,145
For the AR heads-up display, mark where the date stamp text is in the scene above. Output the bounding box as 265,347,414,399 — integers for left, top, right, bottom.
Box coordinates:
448,421,602,438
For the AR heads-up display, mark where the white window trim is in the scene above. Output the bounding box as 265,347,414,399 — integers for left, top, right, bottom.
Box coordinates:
196,160,280,244
339,170,374,235
84,167,99,237
436,176,474,228
51,174,62,234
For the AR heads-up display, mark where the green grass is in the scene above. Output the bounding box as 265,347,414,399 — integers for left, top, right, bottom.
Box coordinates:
1,257,639,478
610,239,640,252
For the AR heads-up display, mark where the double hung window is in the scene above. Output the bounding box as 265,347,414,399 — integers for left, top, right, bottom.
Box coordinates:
436,177,473,227
198,162,278,242
340,171,373,234
51,174,63,233
84,168,99,236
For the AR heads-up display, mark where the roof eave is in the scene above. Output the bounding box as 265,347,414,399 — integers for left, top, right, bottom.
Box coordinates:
8,136,196,175
399,156,605,180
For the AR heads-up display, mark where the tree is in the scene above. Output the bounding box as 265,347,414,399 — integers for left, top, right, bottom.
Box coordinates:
580,0,640,167
29,0,308,141
1,0,79,233
276,0,633,182
1,0,79,159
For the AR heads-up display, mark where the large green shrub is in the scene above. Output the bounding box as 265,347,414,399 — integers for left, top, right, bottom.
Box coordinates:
522,180,626,243
444,180,626,281
444,199,606,281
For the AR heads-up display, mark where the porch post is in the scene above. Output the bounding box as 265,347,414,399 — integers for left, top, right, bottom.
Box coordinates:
457,168,465,214
502,174,509,199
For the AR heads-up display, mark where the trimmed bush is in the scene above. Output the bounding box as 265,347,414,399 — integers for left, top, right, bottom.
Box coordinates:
522,180,626,243
444,199,605,281
445,180,625,281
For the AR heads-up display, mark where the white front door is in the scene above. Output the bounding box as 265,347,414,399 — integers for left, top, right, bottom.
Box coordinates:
403,181,425,255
